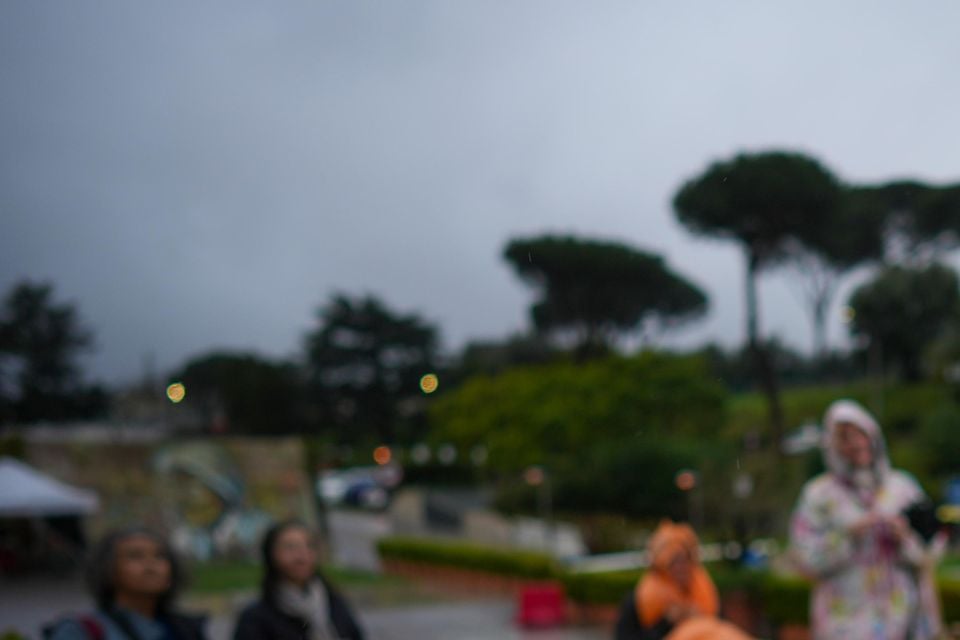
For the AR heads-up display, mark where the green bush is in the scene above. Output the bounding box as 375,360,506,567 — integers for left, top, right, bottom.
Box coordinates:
566,514,648,555
725,381,950,442
0,434,25,459
757,575,811,626
557,566,767,608
552,438,709,520
187,561,398,594
432,351,729,521
883,384,953,436
710,565,766,594
375,540,960,627
941,578,960,623
560,570,640,605
494,437,714,521
188,561,262,593
401,462,479,487
746,574,960,627
376,536,556,579
918,403,960,480
555,568,804,625
429,352,727,474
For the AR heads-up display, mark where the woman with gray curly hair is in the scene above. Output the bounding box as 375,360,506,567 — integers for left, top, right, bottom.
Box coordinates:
45,527,207,640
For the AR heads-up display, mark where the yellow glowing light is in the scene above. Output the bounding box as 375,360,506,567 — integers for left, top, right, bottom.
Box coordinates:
166,382,186,404
419,373,439,394
373,445,392,466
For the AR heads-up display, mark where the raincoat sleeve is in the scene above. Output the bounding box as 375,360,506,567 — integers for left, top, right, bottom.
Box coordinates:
789,479,855,577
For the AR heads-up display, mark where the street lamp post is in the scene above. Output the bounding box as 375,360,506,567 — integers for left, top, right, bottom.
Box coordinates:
525,466,552,552
675,469,702,530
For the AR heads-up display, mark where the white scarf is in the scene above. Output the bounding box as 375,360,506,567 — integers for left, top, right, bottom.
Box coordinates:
276,579,338,640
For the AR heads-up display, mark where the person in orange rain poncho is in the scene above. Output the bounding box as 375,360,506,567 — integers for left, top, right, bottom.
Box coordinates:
614,520,754,640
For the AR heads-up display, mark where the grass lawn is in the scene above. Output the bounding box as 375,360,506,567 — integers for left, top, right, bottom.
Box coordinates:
185,561,461,611
940,553,960,579
188,561,407,595
188,560,261,594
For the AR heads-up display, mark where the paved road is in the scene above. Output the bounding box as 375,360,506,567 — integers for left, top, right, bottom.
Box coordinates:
1,511,607,639
361,600,607,640
1,575,87,639
327,508,391,572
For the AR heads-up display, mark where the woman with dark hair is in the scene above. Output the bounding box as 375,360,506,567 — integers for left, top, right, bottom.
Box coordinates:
233,520,364,640
46,527,207,640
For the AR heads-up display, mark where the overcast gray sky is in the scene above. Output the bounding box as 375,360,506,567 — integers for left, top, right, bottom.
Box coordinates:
2,2,959,384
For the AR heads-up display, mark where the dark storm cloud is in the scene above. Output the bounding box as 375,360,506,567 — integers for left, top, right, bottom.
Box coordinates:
2,2,959,383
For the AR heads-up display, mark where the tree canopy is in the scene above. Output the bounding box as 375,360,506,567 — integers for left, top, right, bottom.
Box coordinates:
430,352,727,519
673,150,841,450
784,185,888,356
848,263,960,380
0,281,104,423
170,351,303,434
673,151,842,270
849,180,960,261
673,151,842,352
916,184,960,248
429,352,726,472
305,293,439,443
503,235,707,355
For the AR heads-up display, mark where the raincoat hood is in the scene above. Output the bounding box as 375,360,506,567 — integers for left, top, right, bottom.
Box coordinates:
636,520,718,628
821,399,891,489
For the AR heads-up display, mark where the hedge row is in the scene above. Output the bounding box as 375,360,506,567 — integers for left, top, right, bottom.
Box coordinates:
559,570,960,625
377,536,960,625
376,536,556,579
942,579,960,624
561,569,960,626
560,569,640,605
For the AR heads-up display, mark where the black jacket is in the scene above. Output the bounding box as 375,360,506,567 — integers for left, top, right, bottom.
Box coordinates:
233,581,364,640
151,613,207,640
613,593,674,640
44,609,207,640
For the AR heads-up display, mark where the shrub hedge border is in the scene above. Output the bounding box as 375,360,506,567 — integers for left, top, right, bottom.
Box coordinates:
376,536,557,580
376,536,960,625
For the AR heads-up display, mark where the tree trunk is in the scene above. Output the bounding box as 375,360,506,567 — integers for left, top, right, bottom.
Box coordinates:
812,293,828,360
869,338,885,417
745,251,786,458
575,323,609,362
793,253,838,362
745,253,760,348
302,436,331,540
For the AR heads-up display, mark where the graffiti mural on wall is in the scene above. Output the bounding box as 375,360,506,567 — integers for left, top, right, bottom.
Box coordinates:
153,441,272,561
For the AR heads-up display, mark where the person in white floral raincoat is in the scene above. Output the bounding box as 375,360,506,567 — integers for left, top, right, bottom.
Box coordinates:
789,399,945,640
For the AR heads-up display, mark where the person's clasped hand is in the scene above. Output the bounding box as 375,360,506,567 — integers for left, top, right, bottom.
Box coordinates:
849,512,910,544
665,602,701,624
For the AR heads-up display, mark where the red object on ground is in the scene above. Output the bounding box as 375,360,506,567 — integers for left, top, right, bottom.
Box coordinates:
515,581,568,628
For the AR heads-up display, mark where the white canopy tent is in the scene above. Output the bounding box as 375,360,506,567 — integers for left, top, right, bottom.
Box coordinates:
0,457,99,518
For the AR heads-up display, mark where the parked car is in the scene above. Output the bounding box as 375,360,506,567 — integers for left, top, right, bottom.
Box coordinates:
317,466,395,510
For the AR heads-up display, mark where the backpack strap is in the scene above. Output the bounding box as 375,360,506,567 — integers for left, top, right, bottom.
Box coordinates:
42,615,105,640
101,608,144,640
77,615,106,640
